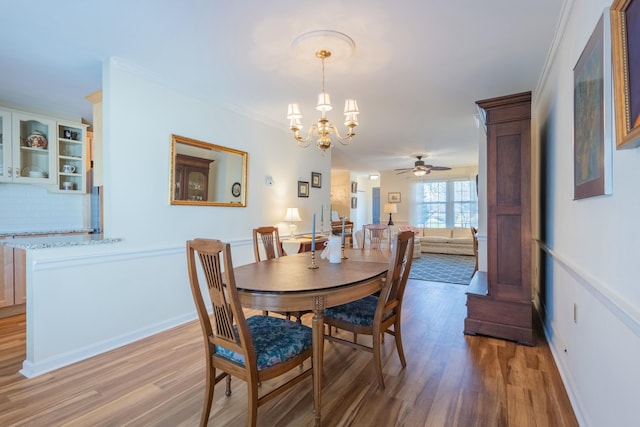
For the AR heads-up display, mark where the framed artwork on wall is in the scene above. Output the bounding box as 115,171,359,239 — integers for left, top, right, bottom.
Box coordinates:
572,10,613,199
298,181,309,197
351,197,357,209
611,0,640,149
311,172,322,188
351,181,358,193
388,192,401,203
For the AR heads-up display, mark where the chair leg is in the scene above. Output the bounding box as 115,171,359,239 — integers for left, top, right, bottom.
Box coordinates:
372,330,385,389
246,379,259,427
393,320,407,368
225,374,232,396
200,364,215,427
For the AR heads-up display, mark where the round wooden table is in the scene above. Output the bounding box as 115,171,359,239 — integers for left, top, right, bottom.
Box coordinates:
233,249,389,426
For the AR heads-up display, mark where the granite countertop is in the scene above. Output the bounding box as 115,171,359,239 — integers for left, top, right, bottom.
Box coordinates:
0,228,95,238
0,230,122,249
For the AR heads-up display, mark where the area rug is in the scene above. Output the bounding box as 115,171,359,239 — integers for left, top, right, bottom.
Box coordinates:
409,253,475,285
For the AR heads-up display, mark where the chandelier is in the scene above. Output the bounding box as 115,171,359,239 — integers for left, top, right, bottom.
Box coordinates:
286,31,359,152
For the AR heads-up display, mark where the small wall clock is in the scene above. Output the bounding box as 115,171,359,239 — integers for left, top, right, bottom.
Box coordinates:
231,182,241,197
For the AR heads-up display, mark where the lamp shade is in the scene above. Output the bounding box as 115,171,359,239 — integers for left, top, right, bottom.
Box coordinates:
383,203,397,214
316,93,332,112
284,207,302,222
413,169,427,177
287,103,302,119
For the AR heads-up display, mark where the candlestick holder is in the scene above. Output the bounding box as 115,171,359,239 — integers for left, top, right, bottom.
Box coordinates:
341,244,348,259
308,250,319,269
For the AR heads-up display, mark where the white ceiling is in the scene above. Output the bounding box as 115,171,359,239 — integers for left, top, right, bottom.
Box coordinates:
1,0,564,175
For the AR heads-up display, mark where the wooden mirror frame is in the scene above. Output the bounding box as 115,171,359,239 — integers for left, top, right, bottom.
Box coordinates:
169,134,248,207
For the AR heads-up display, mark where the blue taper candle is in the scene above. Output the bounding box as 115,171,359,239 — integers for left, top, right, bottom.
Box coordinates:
311,213,316,251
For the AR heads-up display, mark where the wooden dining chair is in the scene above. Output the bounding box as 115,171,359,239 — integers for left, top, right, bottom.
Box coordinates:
361,224,391,251
323,231,415,389
252,226,309,322
252,226,286,260
186,238,313,427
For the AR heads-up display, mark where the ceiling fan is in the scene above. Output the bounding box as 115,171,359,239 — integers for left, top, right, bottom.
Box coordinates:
394,155,452,176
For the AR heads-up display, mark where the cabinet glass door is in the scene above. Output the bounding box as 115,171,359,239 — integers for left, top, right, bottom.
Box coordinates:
11,111,56,183
0,108,11,182
187,170,207,201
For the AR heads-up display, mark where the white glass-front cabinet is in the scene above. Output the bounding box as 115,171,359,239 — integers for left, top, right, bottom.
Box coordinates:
0,107,87,193
10,111,57,184
0,108,13,183
56,121,87,192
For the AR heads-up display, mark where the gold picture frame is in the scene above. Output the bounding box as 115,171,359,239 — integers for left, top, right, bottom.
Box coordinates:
611,0,640,149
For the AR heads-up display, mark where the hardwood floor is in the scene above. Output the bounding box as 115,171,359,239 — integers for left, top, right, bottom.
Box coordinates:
0,279,577,426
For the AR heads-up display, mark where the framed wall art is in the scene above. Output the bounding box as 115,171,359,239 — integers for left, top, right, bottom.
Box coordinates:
388,192,401,203
611,0,640,149
573,10,613,199
351,197,357,209
298,181,309,197
311,172,322,188
351,181,358,193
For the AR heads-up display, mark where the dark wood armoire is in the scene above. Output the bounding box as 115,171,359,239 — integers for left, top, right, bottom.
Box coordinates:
464,91,534,346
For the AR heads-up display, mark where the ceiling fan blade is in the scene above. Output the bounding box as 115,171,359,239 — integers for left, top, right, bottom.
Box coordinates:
395,170,410,175
430,166,452,171
393,167,412,171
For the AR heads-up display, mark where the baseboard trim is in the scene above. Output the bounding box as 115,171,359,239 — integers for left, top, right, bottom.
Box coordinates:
20,312,196,378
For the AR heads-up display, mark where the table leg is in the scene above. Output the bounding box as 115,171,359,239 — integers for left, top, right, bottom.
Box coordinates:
312,302,324,426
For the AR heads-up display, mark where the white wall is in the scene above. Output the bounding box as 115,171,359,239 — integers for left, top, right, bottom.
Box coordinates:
534,1,640,425
21,58,331,376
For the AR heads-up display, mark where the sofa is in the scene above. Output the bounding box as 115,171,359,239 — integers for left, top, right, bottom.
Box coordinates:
355,225,474,257
414,227,474,255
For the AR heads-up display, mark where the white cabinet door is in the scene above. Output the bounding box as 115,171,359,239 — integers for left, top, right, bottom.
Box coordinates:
0,108,12,183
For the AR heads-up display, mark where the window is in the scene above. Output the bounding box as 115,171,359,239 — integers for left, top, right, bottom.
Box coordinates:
412,179,477,228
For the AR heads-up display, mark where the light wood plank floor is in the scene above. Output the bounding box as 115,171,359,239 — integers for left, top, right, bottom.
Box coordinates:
0,279,577,426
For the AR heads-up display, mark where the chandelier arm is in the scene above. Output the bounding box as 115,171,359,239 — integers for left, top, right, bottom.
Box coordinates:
330,124,355,145
293,123,319,147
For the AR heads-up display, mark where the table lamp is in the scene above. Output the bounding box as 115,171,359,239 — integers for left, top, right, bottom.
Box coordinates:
284,207,302,239
383,203,397,226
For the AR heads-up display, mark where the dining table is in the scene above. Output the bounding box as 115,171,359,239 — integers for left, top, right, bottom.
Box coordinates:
233,248,390,426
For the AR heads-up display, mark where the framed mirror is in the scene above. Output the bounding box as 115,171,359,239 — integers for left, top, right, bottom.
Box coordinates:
170,134,248,207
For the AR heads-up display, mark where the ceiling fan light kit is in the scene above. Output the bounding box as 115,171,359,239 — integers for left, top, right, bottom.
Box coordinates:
287,30,359,153
394,155,452,176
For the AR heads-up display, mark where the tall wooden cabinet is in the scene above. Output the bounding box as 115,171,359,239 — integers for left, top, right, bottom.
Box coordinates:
174,154,213,202
465,91,534,346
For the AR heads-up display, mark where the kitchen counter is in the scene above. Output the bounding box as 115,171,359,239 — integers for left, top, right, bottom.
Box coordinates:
0,234,121,249
0,228,95,238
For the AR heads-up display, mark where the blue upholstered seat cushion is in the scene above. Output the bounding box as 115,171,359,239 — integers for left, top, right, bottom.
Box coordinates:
324,295,388,327
215,315,312,370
